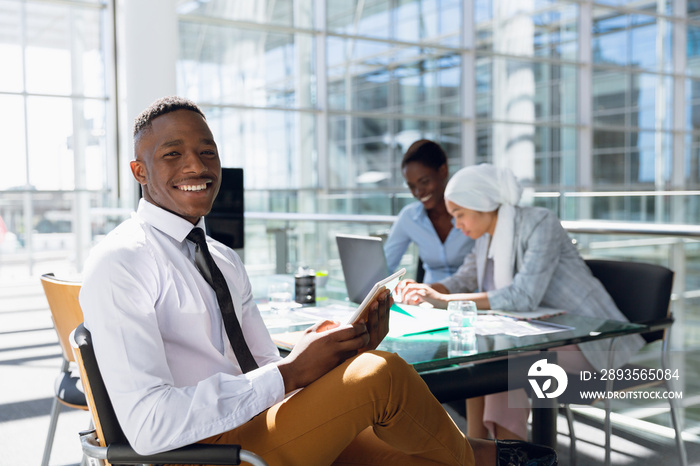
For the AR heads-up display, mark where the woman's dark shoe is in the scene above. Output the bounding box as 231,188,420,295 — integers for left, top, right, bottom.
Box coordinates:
495,439,558,466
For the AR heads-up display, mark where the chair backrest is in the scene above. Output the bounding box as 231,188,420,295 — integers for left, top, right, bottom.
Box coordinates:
416,257,425,284
585,259,674,343
40,273,84,363
71,323,129,447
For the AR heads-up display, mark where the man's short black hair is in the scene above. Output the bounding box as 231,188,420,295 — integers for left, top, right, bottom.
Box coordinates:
401,139,448,171
133,96,206,140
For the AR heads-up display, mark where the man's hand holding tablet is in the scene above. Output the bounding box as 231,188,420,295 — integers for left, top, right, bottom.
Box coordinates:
315,268,403,347
343,268,406,325
274,269,405,359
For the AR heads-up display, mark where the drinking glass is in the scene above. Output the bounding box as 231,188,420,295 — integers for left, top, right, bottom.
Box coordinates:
268,282,293,313
447,300,478,357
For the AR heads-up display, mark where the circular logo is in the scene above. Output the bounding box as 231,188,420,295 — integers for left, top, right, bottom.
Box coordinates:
528,358,568,398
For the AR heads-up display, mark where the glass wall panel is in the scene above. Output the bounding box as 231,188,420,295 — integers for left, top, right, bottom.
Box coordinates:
328,115,462,191
178,22,316,109
203,107,317,192
588,193,674,222
593,8,672,73
475,58,492,118
0,95,27,190
476,126,493,165
476,123,576,188
688,23,700,76
24,2,104,96
686,133,700,187
326,0,462,47
0,1,24,92
327,0,391,40
395,0,461,46
690,0,700,20
22,97,108,191
593,129,671,186
26,97,74,189
0,0,111,278
328,115,392,189
637,74,672,130
0,189,115,276
474,0,578,61
594,0,672,15
593,70,673,130
327,37,461,116
593,8,628,67
629,15,669,71
475,56,577,124
177,0,314,28
593,70,627,126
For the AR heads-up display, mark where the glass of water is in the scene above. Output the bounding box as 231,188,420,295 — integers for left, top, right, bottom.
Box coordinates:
268,282,293,314
447,300,478,357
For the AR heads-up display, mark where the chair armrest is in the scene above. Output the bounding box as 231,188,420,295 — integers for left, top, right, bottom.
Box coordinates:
79,430,268,466
108,443,242,465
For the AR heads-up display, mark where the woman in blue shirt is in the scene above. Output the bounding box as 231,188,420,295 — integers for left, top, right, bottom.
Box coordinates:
384,140,474,282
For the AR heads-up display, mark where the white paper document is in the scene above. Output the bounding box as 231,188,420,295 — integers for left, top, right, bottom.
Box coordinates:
473,315,572,337
480,307,567,320
387,304,451,337
272,303,570,343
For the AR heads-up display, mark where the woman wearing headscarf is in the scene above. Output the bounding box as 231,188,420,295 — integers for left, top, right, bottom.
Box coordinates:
396,163,645,441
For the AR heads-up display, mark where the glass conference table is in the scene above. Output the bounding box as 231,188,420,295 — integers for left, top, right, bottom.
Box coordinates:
257,291,650,448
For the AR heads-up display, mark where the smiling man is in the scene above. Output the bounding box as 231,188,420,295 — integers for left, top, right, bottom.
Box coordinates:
78,96,555,466
131,102,220,223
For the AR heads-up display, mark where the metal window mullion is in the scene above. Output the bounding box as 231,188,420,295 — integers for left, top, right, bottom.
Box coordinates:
19,0,35,275
104,0,120,206
69,7,91,271
27,0,105,10
671,0,689,364
315,0,328,192
0,90,111,100
673,0,688,195
578,1,593,225
654,3,670,222
462,0,476,168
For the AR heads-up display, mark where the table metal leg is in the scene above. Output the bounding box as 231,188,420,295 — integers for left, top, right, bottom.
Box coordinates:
531,395,558,447
420,351,559,448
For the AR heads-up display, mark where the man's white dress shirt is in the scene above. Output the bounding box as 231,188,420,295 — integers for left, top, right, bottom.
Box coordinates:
80,199,285,455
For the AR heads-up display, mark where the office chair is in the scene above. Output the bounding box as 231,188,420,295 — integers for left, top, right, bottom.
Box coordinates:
39,273,89,466
558,259,687,466
70,323,268,466
416,257,425,283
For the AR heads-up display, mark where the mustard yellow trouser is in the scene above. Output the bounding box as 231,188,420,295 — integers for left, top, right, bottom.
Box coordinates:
189,350,475,466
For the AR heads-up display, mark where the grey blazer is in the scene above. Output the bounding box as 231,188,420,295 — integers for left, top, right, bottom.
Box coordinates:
440,206,645,369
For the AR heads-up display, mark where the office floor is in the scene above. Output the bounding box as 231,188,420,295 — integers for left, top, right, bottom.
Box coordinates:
2,277,699,466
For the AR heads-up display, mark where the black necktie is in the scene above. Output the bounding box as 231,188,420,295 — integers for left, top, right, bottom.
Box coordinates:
187,227,258,373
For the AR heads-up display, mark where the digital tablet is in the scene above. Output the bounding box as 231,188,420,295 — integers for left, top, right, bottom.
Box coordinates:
343,268,406,325
336,234,389,303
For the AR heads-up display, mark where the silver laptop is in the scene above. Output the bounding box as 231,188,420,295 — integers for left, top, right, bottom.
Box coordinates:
336,234,389,304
